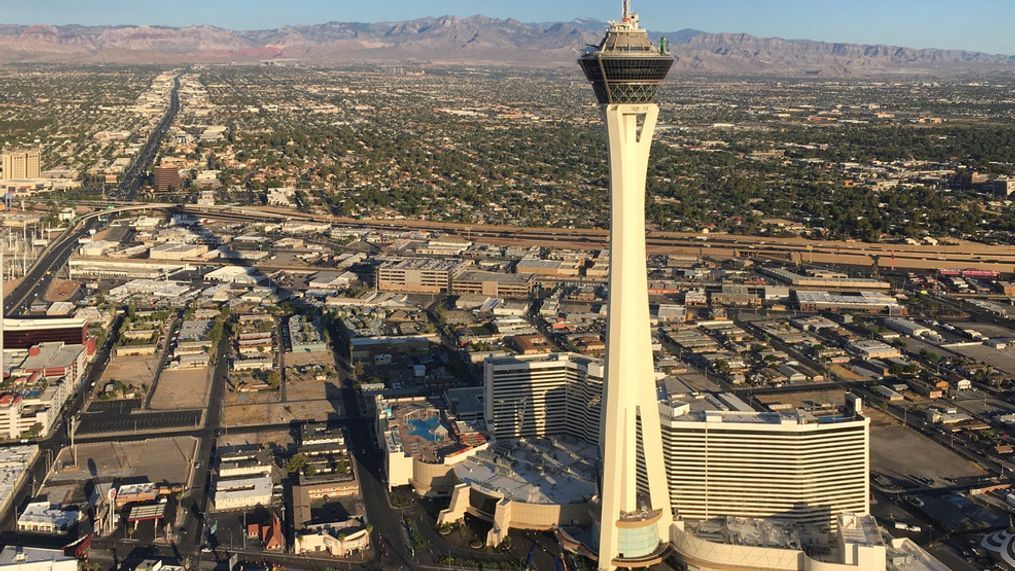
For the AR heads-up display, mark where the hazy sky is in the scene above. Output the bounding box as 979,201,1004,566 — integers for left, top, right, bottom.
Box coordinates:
2,0,1013,54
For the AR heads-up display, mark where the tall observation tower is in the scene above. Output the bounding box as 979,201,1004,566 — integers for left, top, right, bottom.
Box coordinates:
578,2,674,569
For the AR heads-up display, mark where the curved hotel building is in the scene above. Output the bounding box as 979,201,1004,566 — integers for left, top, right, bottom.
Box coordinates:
659,395,870,529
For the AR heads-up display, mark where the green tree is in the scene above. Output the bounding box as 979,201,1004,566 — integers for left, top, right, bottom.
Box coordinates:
285,453,307,474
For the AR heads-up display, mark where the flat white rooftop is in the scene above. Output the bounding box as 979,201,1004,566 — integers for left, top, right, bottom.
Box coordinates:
213,474,273,499
0,545,75,566
453,436,597,505
686,516,802,551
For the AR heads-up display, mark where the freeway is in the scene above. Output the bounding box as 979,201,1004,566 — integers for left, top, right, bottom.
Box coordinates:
174,204,1015,273
4,215,98,316
61,201,1015,273
4,204,167,316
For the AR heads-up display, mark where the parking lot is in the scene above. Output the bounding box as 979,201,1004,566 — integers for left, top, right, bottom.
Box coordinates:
868,408,986,484
48,436,197,485
950,344,1015,377
78,399,203,435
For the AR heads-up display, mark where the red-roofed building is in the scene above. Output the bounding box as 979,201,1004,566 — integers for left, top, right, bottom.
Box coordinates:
247,512,285,552
20,342,89,388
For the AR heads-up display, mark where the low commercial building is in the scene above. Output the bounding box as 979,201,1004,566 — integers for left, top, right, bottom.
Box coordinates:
348,335,436,365
515,257,582,277
308,270,358,292
16,501,80,534
795,291,903,314
416,240,472,256
871,385,904,401
443,387,485,423
149,243,208,260
205,265,265,285
212,474,273,511
68,259,184,280
288,315,327,352
80,240,119,257
709,284,762,308
218,446,273,479
0,546,76,570
134,561,185,571
761,267,891,290
884,318,933,338
850,340,902,360
116,482,158,508
108,281,194,304
294,520,370,558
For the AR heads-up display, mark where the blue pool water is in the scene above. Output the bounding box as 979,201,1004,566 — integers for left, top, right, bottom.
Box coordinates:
408,417,441,441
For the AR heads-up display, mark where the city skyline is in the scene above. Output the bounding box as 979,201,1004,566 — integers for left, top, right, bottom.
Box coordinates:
0,0,1013,55
0,0,1011,569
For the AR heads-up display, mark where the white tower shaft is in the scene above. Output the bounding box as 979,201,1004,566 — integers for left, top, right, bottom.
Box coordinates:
598,103,673,570
0,247,4,378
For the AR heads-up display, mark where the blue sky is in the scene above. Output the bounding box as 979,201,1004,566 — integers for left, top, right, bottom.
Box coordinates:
2,0,1012,54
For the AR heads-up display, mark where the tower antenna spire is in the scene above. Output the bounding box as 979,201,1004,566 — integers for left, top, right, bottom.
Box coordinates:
622,0,631,21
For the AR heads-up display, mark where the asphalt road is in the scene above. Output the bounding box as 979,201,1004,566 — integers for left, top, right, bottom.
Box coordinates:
175,327,231,556
118,75,180,201
4,216,98,315
4,73,179,316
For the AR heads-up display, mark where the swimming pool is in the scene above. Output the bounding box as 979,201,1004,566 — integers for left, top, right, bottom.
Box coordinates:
407,416,441,441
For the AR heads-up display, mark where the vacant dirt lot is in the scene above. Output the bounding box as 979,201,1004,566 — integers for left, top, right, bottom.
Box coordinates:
219,429,294,453
223,399,343,427
3,278,23,294
225,388,280,406
98,355,160,399
868,408,985,482
43,278,80,303
286,380,343,401
48,436,197,485
101,355,159,383
285,350,334,366
151,367,211,410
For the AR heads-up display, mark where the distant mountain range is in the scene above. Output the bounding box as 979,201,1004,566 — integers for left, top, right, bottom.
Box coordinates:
1,16,1013,76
